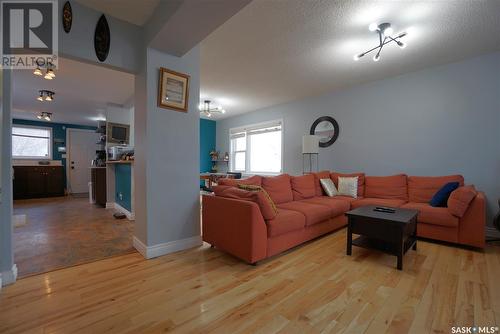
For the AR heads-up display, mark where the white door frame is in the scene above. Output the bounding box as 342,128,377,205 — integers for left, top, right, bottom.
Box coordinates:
66,128,96,194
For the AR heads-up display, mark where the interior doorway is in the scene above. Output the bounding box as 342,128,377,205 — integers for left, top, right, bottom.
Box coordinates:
10,57,136,278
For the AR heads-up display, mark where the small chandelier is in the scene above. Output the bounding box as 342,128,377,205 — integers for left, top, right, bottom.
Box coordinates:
354,22,407,62
33,61,56,80
199,100,225,118
37,90,55,102
36,112,52,121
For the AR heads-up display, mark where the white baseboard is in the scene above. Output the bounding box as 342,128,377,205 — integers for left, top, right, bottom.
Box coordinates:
133,235,202,259
106,202,135,220
1,264,18,287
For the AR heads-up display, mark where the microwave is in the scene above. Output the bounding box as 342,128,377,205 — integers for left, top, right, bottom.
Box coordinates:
107,122,130,144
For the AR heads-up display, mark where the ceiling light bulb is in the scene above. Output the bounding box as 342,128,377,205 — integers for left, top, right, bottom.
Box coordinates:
221,109,226,114
37,94,44,101
353,54,359,61
47,69,55,78
44,72,53,80
33,67,43,76
373,54,380,62
44,116,51,121
45,94,53,101
37,114,43,119
384,27,393,36
368,23,378,32
207,113,211,118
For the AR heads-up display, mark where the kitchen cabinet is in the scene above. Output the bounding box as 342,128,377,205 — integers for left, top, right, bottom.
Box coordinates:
13,166,64,199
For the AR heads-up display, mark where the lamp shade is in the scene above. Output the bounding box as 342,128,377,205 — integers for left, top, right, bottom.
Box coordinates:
302,135,319,154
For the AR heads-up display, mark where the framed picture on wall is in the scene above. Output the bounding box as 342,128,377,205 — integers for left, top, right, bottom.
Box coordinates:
157,67,190,112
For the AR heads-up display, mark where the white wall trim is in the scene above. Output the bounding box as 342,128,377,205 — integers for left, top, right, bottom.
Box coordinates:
106,202,135,220
1,264,18,287
133,235,202,259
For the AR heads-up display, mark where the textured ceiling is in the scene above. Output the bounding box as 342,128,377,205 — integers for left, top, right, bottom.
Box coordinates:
75,0,160,26
200,0,500,119
13,58,134,126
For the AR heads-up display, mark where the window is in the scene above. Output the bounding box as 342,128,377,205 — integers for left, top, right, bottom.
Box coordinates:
229,120,282,174
12,126,52,159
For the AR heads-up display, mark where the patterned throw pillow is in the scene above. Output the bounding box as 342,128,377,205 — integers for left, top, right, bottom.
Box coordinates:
320,178,338,197
337,176,358,198
237,184,278,218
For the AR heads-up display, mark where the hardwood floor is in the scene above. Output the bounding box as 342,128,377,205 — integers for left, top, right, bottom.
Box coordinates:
13,196,135,277
1,229,499,333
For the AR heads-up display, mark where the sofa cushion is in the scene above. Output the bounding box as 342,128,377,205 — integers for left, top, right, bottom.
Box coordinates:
408,175,464,203
402,202,459,227
429,182,460,207
313,171,331,196
447,185,477,217
301,197,350,218
291,174,316,200
365,174,408,201
262,174,293,204
351,198,406,209
217,175,262,187
266,208,306,237
213,185,277,220
277,201,331,226
331,172,365,197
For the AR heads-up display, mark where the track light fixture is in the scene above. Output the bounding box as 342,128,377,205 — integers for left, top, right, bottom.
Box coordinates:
36,112,52,121
199,100,225,118
33,61,56,80
37,90,55,102
354,22,407,62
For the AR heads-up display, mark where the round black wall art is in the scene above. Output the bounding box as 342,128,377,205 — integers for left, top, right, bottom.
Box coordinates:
94,14,110,62
310,116,340,148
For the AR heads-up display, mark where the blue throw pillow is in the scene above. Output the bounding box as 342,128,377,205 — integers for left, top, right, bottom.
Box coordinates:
429,182,460,207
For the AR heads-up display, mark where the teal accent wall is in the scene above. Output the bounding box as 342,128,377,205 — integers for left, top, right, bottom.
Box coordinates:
12,119,96,188
200,119,216,173
115,164,132,211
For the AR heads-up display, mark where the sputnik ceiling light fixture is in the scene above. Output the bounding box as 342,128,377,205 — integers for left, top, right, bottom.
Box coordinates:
354,22,407,62
199,100,225,118
33,61,56,80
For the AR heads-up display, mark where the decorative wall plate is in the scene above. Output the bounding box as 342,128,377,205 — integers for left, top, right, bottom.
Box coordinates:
94,14,110,62
62,1,72,33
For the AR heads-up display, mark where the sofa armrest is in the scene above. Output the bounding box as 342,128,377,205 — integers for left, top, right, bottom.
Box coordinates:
202,195,268,263
458,191,486,248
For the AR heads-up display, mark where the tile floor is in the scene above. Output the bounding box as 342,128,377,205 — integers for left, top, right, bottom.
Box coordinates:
13,195,135,278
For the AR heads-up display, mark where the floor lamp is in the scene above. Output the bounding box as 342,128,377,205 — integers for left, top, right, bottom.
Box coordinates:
302,135,319,174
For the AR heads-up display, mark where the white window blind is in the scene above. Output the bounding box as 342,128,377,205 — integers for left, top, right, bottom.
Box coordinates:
12,126,52,159
229,120,282,174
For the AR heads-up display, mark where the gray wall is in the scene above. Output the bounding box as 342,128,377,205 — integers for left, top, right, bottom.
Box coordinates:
217,52,500,222
134,46,201,246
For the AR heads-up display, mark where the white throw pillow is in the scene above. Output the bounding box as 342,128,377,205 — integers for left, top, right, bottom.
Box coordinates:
337,176,358,198
320,178,338,197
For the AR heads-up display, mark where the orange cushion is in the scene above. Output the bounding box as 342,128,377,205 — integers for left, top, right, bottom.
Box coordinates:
402,202,459,227
312,171,331,196
213,186,277,220
277,201,331,226
365,174,408,201
262,174,293,204
291,174,316,200
408,175,464,203
351,198,406,209
217,175,262,187
447,185,477,217
301,197,350,217
266,209,305,237
331,172,365,197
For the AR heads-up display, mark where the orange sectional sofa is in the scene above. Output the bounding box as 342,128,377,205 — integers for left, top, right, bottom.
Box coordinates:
202,172,486,264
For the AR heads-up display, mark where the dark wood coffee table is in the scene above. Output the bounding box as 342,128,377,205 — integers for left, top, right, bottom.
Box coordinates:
345,205,418,270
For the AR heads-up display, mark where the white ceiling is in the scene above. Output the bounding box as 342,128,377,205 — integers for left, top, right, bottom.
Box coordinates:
13,57,134,126
200,0,500,119
75,0,160,26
